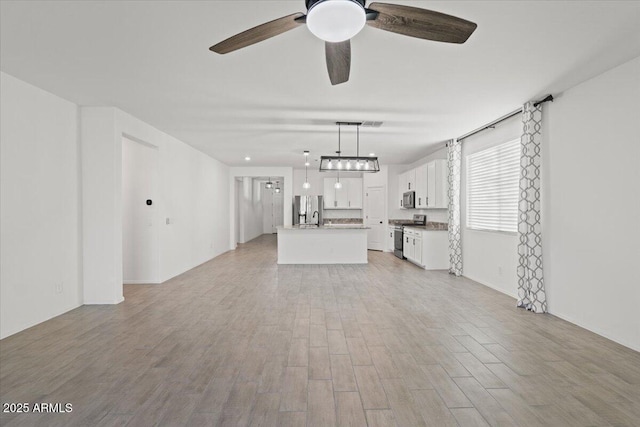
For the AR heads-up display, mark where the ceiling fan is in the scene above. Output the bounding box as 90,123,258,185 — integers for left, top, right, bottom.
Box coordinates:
210,0,477,85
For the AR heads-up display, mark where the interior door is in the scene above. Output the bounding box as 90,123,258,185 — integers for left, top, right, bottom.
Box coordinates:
365,186,385,251
122,136,159,284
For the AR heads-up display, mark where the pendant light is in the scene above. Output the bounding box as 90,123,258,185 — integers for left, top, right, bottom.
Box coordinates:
274,180,281,193
335,170,342,189
320,122,380,173
302,151,311,190
265,177,273,189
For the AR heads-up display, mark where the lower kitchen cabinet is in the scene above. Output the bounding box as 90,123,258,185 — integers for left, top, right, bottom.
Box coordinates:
403,227,449,269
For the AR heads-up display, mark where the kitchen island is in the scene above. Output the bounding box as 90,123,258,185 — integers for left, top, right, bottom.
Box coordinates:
277,224,369,264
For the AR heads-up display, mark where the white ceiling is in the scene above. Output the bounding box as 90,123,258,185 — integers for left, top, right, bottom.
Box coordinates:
1,1,639,167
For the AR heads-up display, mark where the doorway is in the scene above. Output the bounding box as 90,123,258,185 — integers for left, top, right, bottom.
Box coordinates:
122,136,160,284
262,180,284,234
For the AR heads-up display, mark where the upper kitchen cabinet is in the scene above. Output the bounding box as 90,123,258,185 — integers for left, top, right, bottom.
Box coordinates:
402,159,449,209
399,169,416,192
415,164,428,208
428,159,448,209
324,177,363,209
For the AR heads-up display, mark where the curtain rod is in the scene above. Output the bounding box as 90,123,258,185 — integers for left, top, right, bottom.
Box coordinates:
456,94,554,143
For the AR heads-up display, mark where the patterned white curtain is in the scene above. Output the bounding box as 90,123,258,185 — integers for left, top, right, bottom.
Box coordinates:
447,139,462,276
517,102,547,312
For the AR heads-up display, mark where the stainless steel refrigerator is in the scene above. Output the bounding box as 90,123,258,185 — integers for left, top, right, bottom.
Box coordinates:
293,195,323,226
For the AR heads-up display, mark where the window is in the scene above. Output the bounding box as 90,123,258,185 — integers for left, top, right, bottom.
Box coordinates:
466,139,520,233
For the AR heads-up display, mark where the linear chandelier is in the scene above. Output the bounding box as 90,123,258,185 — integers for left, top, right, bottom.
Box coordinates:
319,122,380,173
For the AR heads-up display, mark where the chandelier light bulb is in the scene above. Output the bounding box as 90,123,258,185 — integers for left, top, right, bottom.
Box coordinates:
337,160,342,169
346,161,351,170
327,160,332,169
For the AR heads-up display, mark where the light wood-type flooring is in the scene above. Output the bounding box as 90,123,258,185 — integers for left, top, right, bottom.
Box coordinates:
1,234,640,426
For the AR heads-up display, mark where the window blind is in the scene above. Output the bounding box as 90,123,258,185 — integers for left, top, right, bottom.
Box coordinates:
466,139,520,233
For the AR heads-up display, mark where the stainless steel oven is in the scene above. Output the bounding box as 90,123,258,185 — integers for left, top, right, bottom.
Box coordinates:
393,226,404,259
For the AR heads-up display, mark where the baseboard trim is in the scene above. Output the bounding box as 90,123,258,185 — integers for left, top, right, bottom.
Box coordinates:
123,280,160,285
547,310,640,353
462,274,517,299
84,297,124,305
462,275,639,352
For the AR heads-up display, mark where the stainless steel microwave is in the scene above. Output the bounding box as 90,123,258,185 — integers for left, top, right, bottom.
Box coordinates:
402,191,415,209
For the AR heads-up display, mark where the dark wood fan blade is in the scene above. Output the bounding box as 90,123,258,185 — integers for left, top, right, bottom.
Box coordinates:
325,40,351,86
210,13,305,54
367,3,476,44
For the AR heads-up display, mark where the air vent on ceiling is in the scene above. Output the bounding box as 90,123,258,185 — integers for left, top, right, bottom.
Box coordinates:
361,121,383,128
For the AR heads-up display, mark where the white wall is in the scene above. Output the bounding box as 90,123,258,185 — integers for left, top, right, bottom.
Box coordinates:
461,115,521,297
81,106,231,303
122,136,160,284
0,72,82,339
542,56,640,351
387,147,449,223
229,167,293,249
237,177,264,243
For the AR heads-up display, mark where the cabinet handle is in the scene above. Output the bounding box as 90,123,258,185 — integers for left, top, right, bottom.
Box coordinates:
349,201,351,207
426,197,428,206
413,238,415,245
419,197,421,205
400,199,402,207
408,183,411,190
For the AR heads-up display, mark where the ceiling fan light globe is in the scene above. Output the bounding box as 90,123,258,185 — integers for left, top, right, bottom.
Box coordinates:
307,0,366,43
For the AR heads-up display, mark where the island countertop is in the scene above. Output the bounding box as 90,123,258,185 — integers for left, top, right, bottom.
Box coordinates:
278,224,370,230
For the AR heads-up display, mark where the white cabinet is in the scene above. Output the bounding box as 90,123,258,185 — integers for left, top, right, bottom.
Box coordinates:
403,231,413,260
398,169,415,193
324,177,363,209
426,159,448,209
347,178,363,209
324,179,336,208
398,159,449,210
404,228,421,265
404,227,448,269
415,164,428,208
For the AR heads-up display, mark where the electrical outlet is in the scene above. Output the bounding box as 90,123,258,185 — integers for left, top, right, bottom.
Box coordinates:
55,282,63,294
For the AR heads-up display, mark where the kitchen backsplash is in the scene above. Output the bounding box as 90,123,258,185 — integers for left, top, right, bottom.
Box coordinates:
323,218,363,225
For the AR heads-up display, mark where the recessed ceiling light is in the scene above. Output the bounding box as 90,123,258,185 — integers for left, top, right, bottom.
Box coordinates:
369,152,375,157
244,156,251,161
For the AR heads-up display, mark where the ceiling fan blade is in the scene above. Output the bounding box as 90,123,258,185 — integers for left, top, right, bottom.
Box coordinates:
367,2,477,44
210,13,305,54
325,40,351,86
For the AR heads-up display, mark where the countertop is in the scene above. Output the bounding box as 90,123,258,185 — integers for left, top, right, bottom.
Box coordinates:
279,224,370,230
403,222,448,231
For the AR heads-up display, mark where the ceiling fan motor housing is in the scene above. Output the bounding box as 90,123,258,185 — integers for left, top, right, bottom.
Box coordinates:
306,0,366,10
